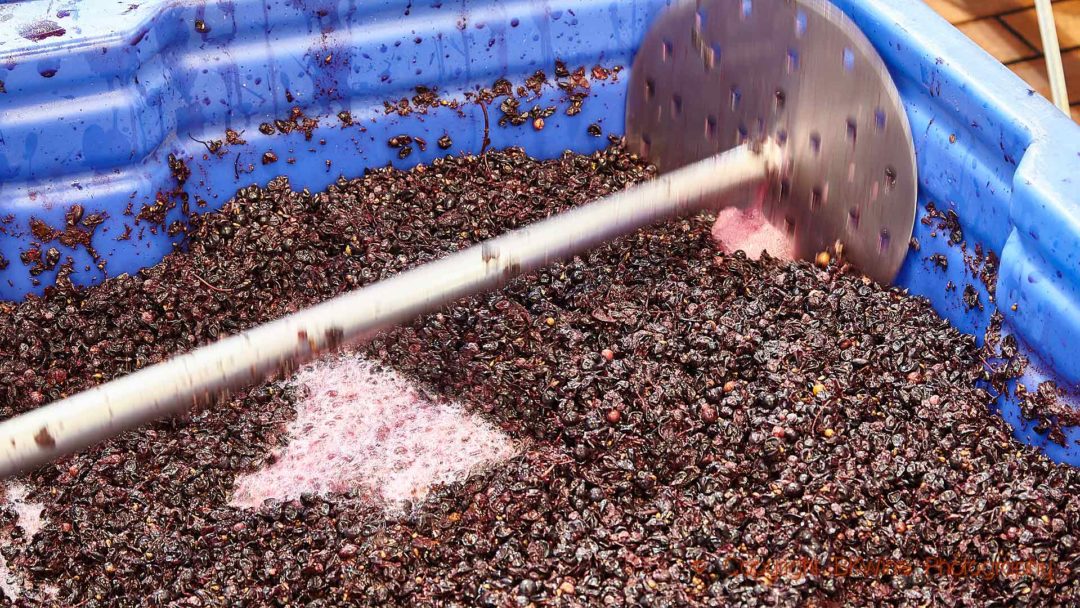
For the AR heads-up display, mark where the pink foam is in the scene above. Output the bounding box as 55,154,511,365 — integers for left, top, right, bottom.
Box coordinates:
3,483,43,539
0,482,48,600
231,356,516,511
711,205,793,260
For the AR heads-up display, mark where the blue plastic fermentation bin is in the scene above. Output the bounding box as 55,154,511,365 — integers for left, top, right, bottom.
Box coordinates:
0,0,1078,461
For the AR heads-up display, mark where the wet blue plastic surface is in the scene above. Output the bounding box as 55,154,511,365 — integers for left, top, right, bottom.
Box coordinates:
0,0,1078,461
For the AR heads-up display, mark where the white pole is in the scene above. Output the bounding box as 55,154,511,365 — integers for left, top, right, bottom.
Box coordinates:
1034,0,1071,113
0,142,782,478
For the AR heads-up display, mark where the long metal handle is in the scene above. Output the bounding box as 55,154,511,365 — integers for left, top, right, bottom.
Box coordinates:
0,142,780,478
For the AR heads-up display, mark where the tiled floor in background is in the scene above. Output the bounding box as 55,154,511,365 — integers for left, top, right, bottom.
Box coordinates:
925,0,1080,122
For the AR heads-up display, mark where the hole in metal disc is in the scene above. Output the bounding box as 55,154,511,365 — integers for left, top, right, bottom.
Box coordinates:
784,216,797,236
710,43,722,71
849,206,861,228
696,8,707,29
843,47,855,72
776,129,789,146
795,10,807,37
786,48,800,73
779,178,792,199
809,132,821,155
774,88,786,112
662,39,673,62
730,86,742,110
672,94,683,117
884,166,897,191
741,0,753,19
875,108,887,130
810,186,824,212
737,124,749,144
645,79,655,101
879,228,891,252
846,118,857,148
705,116,717,140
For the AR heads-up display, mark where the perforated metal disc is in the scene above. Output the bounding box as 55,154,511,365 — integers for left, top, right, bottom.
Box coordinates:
626,0,917,284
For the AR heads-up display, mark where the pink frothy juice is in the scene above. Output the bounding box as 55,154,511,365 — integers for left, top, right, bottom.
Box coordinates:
0,482,49,600
231,356,516,511
711,205,793,261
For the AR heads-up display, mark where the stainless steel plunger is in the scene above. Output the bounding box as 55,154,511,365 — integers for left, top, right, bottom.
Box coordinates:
626,0,916,277
0,0,916,477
